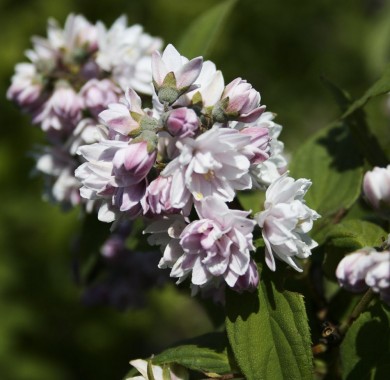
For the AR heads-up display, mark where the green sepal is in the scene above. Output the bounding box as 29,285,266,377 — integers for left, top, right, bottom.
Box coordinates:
147,359,156,380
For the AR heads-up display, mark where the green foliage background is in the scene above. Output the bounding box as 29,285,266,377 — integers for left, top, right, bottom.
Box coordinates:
1,0,390,379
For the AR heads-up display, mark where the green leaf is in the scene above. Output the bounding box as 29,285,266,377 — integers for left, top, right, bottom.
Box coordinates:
289,123,364,220
342,64,390,119
152,332,233,375
323,220,387,279
340,302,390,380
225,270,313,380
177,0,238,58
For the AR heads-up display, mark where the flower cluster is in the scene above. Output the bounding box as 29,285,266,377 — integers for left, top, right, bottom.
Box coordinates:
336,244,390,305
76,43,320,294
8,14,162,208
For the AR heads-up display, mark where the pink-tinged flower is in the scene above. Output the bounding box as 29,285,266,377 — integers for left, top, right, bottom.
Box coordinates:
176,61,225,108
80,79,121,117
7,63,45,110
256,173,320,272
335,249,375,292
99,88,145,136
363,165,390,218
128,359,189,380
48,14,98,55
165,107,199,138
364,251,390,303
232,259,260,293
76,139,147,222
162,125,252,207
96,16,162,95
215,78,265,123
141,175,191,216
33,84,83,132
169,197,255,288
336,249,390,305
112,141,156,186
239,126,270,164
152,44,203,103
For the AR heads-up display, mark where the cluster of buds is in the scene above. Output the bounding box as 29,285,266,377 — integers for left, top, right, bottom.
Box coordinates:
8,14,162,209
76,44,320,295
336,241,390,305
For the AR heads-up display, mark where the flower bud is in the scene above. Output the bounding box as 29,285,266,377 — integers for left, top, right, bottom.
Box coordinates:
214,78,265,123
363,165,390,218
165,107,199,138
112,141,156,186
152,44,203,104
80,79,120,117
336,248,375,292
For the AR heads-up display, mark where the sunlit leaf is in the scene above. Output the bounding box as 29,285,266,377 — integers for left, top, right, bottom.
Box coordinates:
226,269,313,380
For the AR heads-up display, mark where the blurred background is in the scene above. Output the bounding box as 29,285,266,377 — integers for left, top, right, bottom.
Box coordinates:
1,0,390,379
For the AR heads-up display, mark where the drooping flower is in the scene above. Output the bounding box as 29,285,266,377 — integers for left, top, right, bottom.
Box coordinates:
336,248,390,305
255,173,320,272
164,197,256,288
162,125,252,207
363,165,390,218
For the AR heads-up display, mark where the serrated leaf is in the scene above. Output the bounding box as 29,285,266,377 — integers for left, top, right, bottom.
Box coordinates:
177,0,237,58
323,220,387,279
289,123,364,220
226,270,313,380
152,332,232,375
340,302,390,380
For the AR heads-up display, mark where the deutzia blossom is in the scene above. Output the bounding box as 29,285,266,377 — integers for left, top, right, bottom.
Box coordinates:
256,173,320,272
8,13,162,210
336,248,390,305
162,125,252,207
96,16,163,94
158,197,256,288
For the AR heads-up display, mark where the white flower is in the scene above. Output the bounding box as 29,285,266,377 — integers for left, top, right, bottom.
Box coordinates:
128,359,188,380
162,125,252,207
96,16,162,94
256,173,320,272
172,197,255,288
336,248,390,305
363,165,390,218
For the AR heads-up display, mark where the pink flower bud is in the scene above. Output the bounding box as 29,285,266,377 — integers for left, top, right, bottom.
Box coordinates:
80,79,120,117
336,249,375,292
141,175,176,215
363,165,390,217
222,78,265,122
34,85,83,132
166,107,199,138
112,141,156,186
